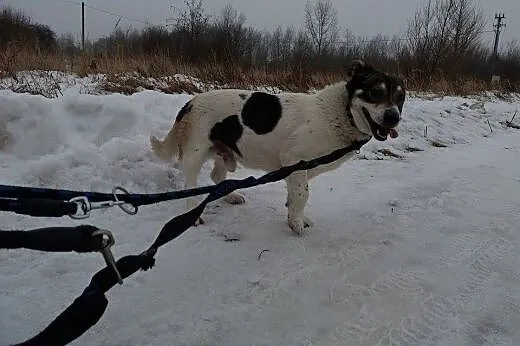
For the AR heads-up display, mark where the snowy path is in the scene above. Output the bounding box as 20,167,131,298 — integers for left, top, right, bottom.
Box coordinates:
1,89,520,345
2,132,519,346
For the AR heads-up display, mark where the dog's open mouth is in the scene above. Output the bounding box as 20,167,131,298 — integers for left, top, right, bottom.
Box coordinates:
362,107,399,141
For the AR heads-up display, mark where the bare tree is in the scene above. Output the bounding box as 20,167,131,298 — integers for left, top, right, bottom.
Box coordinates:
304,0,338,56
252,30,270,67
271,25,284,64
504,40,520,59
389,35,405,59
291,28,313,76
499,39,520,85
174,0,209,62
57,33,77,56
269,25,296,68
211,4,248,64
0,6,56,50
338,28,360,60
407,0,442,73
362,34,392,67
446,0,485,70
429,0,457,75
281,26,296,67
407,0,485,76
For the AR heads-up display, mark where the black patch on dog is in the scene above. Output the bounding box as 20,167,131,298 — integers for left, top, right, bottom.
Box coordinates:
241,92,282,135
209,115,243,156
239,93,248,100
175,101,193,122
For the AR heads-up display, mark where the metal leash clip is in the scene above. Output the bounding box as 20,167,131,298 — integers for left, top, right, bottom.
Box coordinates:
110,186,139,216
69,196,91,219
68,186,138,219
92,229,123,285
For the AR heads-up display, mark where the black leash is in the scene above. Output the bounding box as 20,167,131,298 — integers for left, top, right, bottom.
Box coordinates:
0,182,233,219
1,225,106,252
4,139,369,346
0,198,78,217
0,182,217,208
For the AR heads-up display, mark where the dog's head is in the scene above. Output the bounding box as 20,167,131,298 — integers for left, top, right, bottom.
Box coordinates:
345,60,406,141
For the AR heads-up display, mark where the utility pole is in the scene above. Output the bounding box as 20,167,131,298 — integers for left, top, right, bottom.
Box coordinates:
491,13,506,84
493,13,506,59
82,2,85,51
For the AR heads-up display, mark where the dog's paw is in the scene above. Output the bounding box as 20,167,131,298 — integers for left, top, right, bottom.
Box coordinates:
303,216,314,228
288,216,313,235
225,192,246,205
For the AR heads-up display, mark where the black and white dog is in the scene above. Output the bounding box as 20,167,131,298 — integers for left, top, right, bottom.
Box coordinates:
150,60,406,234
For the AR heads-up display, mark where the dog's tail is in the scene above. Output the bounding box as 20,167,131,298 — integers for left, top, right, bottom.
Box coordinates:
150,127,179,161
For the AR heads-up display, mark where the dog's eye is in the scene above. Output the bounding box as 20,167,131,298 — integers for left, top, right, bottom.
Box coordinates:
369,87,385,100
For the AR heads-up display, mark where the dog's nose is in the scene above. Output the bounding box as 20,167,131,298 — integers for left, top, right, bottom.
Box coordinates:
383,108,400,127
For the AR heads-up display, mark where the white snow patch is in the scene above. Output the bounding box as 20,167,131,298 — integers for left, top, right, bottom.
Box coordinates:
0,77,520,345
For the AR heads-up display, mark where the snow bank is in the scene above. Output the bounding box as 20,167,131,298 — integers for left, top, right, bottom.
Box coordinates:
0,88,194,194
0,70,286,99
1,77,518,181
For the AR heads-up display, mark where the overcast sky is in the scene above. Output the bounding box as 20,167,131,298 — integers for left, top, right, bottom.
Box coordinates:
2,0,517,50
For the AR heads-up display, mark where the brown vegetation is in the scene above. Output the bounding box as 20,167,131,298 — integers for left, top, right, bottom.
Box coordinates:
1,0,519,95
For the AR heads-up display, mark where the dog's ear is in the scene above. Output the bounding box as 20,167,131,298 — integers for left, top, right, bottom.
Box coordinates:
344,59,372,79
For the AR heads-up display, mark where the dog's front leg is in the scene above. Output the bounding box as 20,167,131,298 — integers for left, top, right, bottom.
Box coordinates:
285,171,313,235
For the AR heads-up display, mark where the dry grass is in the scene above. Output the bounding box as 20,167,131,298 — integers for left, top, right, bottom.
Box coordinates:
99,74,203,95
0,45,67,75
1,47,517,96
404,68,497,96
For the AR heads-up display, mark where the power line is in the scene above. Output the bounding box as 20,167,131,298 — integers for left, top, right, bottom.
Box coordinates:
84,4,150,25
56,0,82,6
333,29,496,46
55,0,150,25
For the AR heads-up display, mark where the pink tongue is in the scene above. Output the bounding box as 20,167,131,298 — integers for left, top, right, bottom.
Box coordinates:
389,129,398,138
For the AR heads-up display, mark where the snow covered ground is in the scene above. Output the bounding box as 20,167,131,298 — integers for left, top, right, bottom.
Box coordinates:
1,77,520,345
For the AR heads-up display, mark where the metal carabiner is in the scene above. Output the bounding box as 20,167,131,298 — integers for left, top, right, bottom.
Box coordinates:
92,229,123,285
69,196,92,219
112,186,138,215
68,185,138,219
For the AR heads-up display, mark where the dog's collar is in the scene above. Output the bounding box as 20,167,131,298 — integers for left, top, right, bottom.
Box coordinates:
345,106,357,128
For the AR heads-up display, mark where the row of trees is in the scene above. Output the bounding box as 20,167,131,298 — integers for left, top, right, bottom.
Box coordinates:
1,0,519,87
0,7,56,50
87,0,520,85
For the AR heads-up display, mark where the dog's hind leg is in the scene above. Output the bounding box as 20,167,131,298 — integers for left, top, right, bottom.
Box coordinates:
210,156,246,205
181,149,208,226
